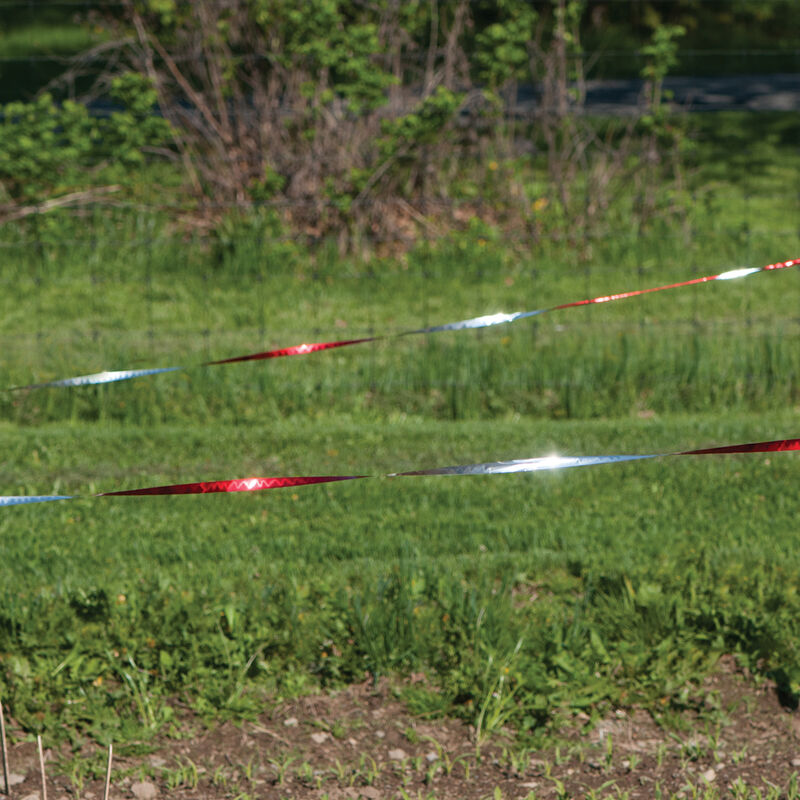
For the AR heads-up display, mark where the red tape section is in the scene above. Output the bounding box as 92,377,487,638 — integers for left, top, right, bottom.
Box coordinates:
555,274,727,310
100,475,364,496
206,338,378,365
682,438,800,456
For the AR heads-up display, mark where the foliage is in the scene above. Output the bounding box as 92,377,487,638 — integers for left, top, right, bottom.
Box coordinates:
248,0,395,114
45,0,691,246
474,1,537,94
0,94,98,200
0,0,706,244
0,75,171,203
379,88,464,156
103,73,174,164
640,24,687,126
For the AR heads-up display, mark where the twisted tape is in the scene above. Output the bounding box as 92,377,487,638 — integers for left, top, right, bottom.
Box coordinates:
11,258,798,390
3,438,797,506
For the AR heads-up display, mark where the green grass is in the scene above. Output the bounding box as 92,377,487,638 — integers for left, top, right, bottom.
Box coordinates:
1,111,799,745
2,413,800,742
1,113,797,428
0,23,104,58
2,214,798,424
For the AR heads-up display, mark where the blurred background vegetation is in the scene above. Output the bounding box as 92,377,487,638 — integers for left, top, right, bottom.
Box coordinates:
0,0,798,249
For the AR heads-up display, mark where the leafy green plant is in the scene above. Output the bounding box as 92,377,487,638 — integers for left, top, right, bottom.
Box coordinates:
474,2,537,98
640,24,687,125
0,94,98,200
0,74,171,209
104,72,174,166
474,640,525,744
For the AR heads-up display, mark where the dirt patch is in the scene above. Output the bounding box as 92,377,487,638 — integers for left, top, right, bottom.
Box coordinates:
3,658,800,799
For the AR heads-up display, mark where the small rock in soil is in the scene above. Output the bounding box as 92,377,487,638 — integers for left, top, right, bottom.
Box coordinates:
284,716,299,727
311,731,328,744
8,773,26,786
702,768,716,782
388,748,408,761
131,780,159,800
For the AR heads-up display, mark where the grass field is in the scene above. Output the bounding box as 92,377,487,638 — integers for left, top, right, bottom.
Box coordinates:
3,411,800,745
1,111,800,776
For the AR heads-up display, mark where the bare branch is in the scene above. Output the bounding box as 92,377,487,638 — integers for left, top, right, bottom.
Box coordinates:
0,186,121,224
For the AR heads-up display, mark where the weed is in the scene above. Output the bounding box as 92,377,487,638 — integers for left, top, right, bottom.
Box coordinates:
356,753,381,786
331,758,350,786
163,757,199,791
296,760,314,786
547,775,570,800
604,733,614,773
268,755,296,787
211,765,228,789
475,640,524,744
584,780,620,799
404,726,419,744
731,745,748,764
502,744,532,776
397,790,437,800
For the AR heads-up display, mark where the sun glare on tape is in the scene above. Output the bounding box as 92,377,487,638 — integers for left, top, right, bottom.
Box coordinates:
423,311,525,332
716,267,762,281
489,455,572,473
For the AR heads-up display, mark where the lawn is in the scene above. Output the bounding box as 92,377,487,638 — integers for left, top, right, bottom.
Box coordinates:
0,112,799,775
2,410,800,744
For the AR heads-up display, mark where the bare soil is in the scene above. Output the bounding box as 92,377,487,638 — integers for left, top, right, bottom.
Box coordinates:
4,657,800,799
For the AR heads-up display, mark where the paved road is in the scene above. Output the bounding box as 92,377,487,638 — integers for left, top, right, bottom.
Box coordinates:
74,73,799,119
515,73,800,114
